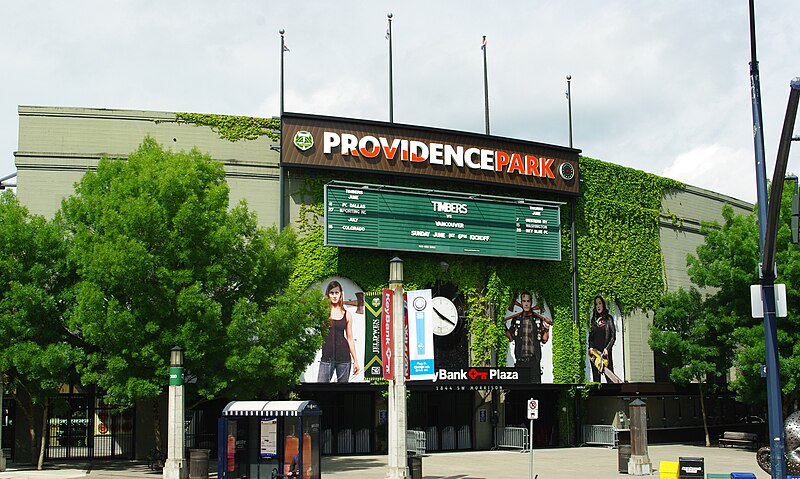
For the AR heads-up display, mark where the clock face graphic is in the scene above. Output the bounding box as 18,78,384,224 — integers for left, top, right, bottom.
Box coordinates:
559,162,575,181
431,296,459,336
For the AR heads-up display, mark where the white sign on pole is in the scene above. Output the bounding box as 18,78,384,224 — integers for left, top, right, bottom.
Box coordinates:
527,398,539,420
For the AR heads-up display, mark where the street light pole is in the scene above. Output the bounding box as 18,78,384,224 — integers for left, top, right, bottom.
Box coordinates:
387,257,407,479
164,346,186,479
0,380,5,472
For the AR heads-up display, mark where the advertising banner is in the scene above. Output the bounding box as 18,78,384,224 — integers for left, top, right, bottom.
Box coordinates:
504,292,554,384
381,288,394,380
585,295,625,384
406,289,435,380
363,292,383,379
300,276,367,383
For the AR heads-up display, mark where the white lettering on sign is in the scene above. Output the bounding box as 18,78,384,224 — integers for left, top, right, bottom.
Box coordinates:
435,221,465,228
431,201,468,214
321,132,559,178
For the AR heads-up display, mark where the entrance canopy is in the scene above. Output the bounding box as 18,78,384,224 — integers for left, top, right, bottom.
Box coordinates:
221,400,321,417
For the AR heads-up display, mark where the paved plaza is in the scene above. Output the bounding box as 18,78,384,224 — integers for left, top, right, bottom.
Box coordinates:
0,444,768,479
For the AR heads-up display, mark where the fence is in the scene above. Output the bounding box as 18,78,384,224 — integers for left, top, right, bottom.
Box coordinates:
441,426,456,450
406,430,426,455
337,429,353,453
425,426,438,451
581,425,617,446
354,428,370,453
457,426,471,449
321,429,332,454
494,427,529,451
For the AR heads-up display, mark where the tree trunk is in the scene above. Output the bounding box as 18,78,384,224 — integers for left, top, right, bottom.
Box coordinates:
152,400,162,453
699,383,710,447
37,400,48,470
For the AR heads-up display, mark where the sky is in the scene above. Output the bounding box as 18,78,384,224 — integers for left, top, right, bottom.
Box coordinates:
2,1,798,203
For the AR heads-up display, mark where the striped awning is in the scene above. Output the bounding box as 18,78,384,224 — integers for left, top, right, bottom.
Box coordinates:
222,400,321,417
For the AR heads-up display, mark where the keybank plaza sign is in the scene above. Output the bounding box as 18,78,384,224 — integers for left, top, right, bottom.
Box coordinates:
281,113,580,194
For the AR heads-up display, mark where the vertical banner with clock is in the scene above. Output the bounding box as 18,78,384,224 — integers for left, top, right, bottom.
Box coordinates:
406,289,435,380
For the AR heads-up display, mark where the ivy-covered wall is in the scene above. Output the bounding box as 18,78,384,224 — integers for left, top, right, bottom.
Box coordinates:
179,113,684,447
286,160,682,386
175,114,683,381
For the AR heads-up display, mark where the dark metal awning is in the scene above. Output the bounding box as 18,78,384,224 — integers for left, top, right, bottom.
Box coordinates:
221,400,321,417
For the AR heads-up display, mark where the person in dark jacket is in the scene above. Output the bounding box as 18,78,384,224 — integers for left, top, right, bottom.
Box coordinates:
588,295,616,382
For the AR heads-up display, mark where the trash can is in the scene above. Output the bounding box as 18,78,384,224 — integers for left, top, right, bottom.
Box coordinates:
189,448,211,479
618,444,631,473
407,453,422,479
678,456,703,479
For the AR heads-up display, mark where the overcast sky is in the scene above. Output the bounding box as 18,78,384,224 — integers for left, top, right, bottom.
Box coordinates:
2,1,798,203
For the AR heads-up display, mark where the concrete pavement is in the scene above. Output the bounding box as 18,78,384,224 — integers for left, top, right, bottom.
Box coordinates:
0,444,768,479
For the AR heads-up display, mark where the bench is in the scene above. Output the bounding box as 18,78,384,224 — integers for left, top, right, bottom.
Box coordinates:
718,431,758,450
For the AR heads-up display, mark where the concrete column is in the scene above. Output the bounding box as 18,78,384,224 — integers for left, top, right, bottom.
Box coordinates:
627,399,652,475
163,347,186,479
387,257,408,479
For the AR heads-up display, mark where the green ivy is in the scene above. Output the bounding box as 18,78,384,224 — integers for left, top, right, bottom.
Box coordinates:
182,111,682,384
576,157,683,316
174,113,281,142
286,158,681,384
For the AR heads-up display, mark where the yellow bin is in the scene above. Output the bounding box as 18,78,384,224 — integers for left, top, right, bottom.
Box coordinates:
660,460,679,479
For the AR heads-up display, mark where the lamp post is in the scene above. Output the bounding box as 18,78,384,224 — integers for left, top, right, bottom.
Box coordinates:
164,346,186,479
0,379,5,472
387,257,408,479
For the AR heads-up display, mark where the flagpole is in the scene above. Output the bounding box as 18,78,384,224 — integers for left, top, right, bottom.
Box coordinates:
279,29,286,231
388,13,394,123
566,75,573,148
280,29,286,116
482,35,490,135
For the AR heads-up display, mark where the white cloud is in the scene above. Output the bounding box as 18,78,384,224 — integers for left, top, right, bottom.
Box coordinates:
663,144,756,202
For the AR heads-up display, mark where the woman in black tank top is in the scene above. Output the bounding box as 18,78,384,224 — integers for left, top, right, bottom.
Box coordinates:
317,281,360,382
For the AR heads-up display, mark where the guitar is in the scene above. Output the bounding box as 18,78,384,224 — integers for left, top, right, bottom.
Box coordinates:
588,348,622,384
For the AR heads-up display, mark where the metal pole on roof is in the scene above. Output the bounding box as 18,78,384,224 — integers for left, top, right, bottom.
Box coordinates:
482,35,490,135
279,29,287,231
387,13,394,124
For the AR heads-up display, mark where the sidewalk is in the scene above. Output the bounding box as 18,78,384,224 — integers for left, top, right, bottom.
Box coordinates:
0,444,768,479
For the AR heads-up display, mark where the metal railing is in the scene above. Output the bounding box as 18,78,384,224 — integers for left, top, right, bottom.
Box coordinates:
581,425,617,446
406,430,426,456
337,429,353,453
457,425,471,449
494,427,529,451
441,426,456,450
355,428,371,453
425,426,438,451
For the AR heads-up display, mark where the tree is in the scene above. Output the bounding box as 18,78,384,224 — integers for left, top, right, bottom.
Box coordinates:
60,137,327,448
679,186,800,415
0,191,80,469
649,287,735,446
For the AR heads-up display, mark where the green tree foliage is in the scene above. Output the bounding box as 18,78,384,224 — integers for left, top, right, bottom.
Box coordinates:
650,287,735,445
0,191,80,468
60,137,328,412
680,187,800,413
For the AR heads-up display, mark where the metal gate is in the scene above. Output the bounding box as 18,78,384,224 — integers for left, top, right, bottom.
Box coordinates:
46,396,134,460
